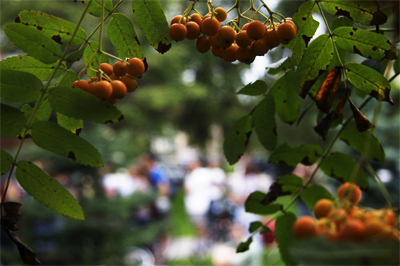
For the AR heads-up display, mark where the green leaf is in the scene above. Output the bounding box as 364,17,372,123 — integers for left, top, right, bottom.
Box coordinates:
275,212,299,265
320,152,369,189
19,98,53,138
333,27,397,61
0,69,42,103
107,13,145,60
15,160,84,220
249,221,263,233
0,55,64,81
277,174,303,194
244,191,283,215
296,34,334,98
331,16,354,31
4,23,62,64
223,115,253,165
57,113,83,134
269,143,322,167
340,121,385,162
266,57,294,75
31,121,103,167
321,0,387,26
83,41,109,76
58,69,78,87
300,185,334,210
271,70,300,123
236,236,253,253
47,86,122,124
65,48,85,68
132,0,171,54
253,96,277,151
17,10,87,46
1,150,13,175
290,237,400,265
1,104,27,137
284,1,320,66
345,62,393,104
82,0,113,17
236,80,267,96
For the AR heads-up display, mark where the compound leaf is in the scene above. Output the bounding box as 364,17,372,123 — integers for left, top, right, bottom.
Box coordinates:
245,191,283,215
83,41,108,76
236,237,253,253
0,104,27,137
253,96,277,151
0,69,42,103
19,98,52,138
269,143,322,167
82,0,113,17
266,57,294,75
57,113,83,134
300,185,334,210
236,80,267,96
1,150,13,175
278,174,304,194
275,212,299,266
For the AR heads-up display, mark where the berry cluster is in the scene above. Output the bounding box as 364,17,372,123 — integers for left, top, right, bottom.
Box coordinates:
168,7,297,64
72,58,145,104
294,182,399,242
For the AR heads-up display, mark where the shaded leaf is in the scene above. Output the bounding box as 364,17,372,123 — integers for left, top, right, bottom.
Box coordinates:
245,191,283,215
345,62,393,104
260,182,291,205
348,96,375,132
333,27,397,61
278,174,304,193
4,228,40,265
236,80,267,96
249,221,263,233
331,16,354,31
275,212,299,265
223,115,253,165
132,0,171,54
269,143,322,166
83,41,109,76
316,66,342,113
340,121,385,162
253,96,277,151
65,48,85,68
1,150,13,175
266,57,294,75
0,69,42,103
296,34,334,98
107,13,145,60
19,98,53,138
0,55,64,81
271,71,300,124
1,104,27,137
57,113,83,134
82,0,113,17
284,1,320,66
321,152,368,189
17,10,87,46
4,23,62,64
236,236,252,253
2,202,22,231
301,185,334,210
58,69,78,87
31,121,103,167
48,85,122,124
16,160,84,220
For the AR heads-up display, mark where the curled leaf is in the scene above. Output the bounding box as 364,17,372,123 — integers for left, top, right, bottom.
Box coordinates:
316,66,342,113
348,95,375,132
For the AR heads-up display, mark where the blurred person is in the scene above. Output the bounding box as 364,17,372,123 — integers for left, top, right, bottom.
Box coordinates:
141,152,170,197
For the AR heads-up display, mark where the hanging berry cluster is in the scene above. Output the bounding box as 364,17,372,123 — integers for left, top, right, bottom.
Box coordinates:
72,58,145,105
168,0,297,64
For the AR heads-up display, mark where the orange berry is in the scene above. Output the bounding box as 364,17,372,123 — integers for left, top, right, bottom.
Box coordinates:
235,31,252,48
293,216,318,238
216,26,236,48
170,15,186,25
113,61,127,77
109,74,121,80
208,34,221,48
107,97,117,105
189,13,202,25
317,218,338,241
72,80,90,92
121,75,137,92
338,219,365,241
169,23,187,42
201,17,220,36
87,81,96,94
277,22,297,44
235,46,255,64
337,182,362,204
363,221,387,240
93,80,113,100
88,77,98,84
313,199,335,219
221,44,238,62
186,21,201,40
251,39,269,56
126,58,145,78
211,46,223,58
214,7,227,22
100,63,113,76
195,36,211,53
264,27,282,49
241,23,250,31
246,21,266,40
111,80,127,98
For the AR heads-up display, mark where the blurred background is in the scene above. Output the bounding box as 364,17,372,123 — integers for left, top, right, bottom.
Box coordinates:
1,0,399,265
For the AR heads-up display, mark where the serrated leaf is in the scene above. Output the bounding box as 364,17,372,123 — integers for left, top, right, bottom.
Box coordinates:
245,191,283,215
249,221,263,233
0,55,64,81
269,143,322,167
1,104,27,137
275,212,299,265
253,96,277,151
65,48,85,68
296,34,334,98
47,86,122,124
82,0,113,17
83,41,108,76
266,57,293,75
31,121,103,167
236,236,252,253
1,150,13,175
300,185,334,210
0,69,42,103
340,121,385,162
278,174,304,193
321,0,387,26
333,27,397,61
57,113,83,134
132,0,171,54
271,70,300,123
320,152,368,189
19,98,52,139
223,115,253,165
236,80,267,96
345,62,393,104
58,69,78,87
284,1,320,66
107,13,145,60
17,10,87,46
331,16,354,31
15,160,84,220
316,66,342,113
4,23,62,64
